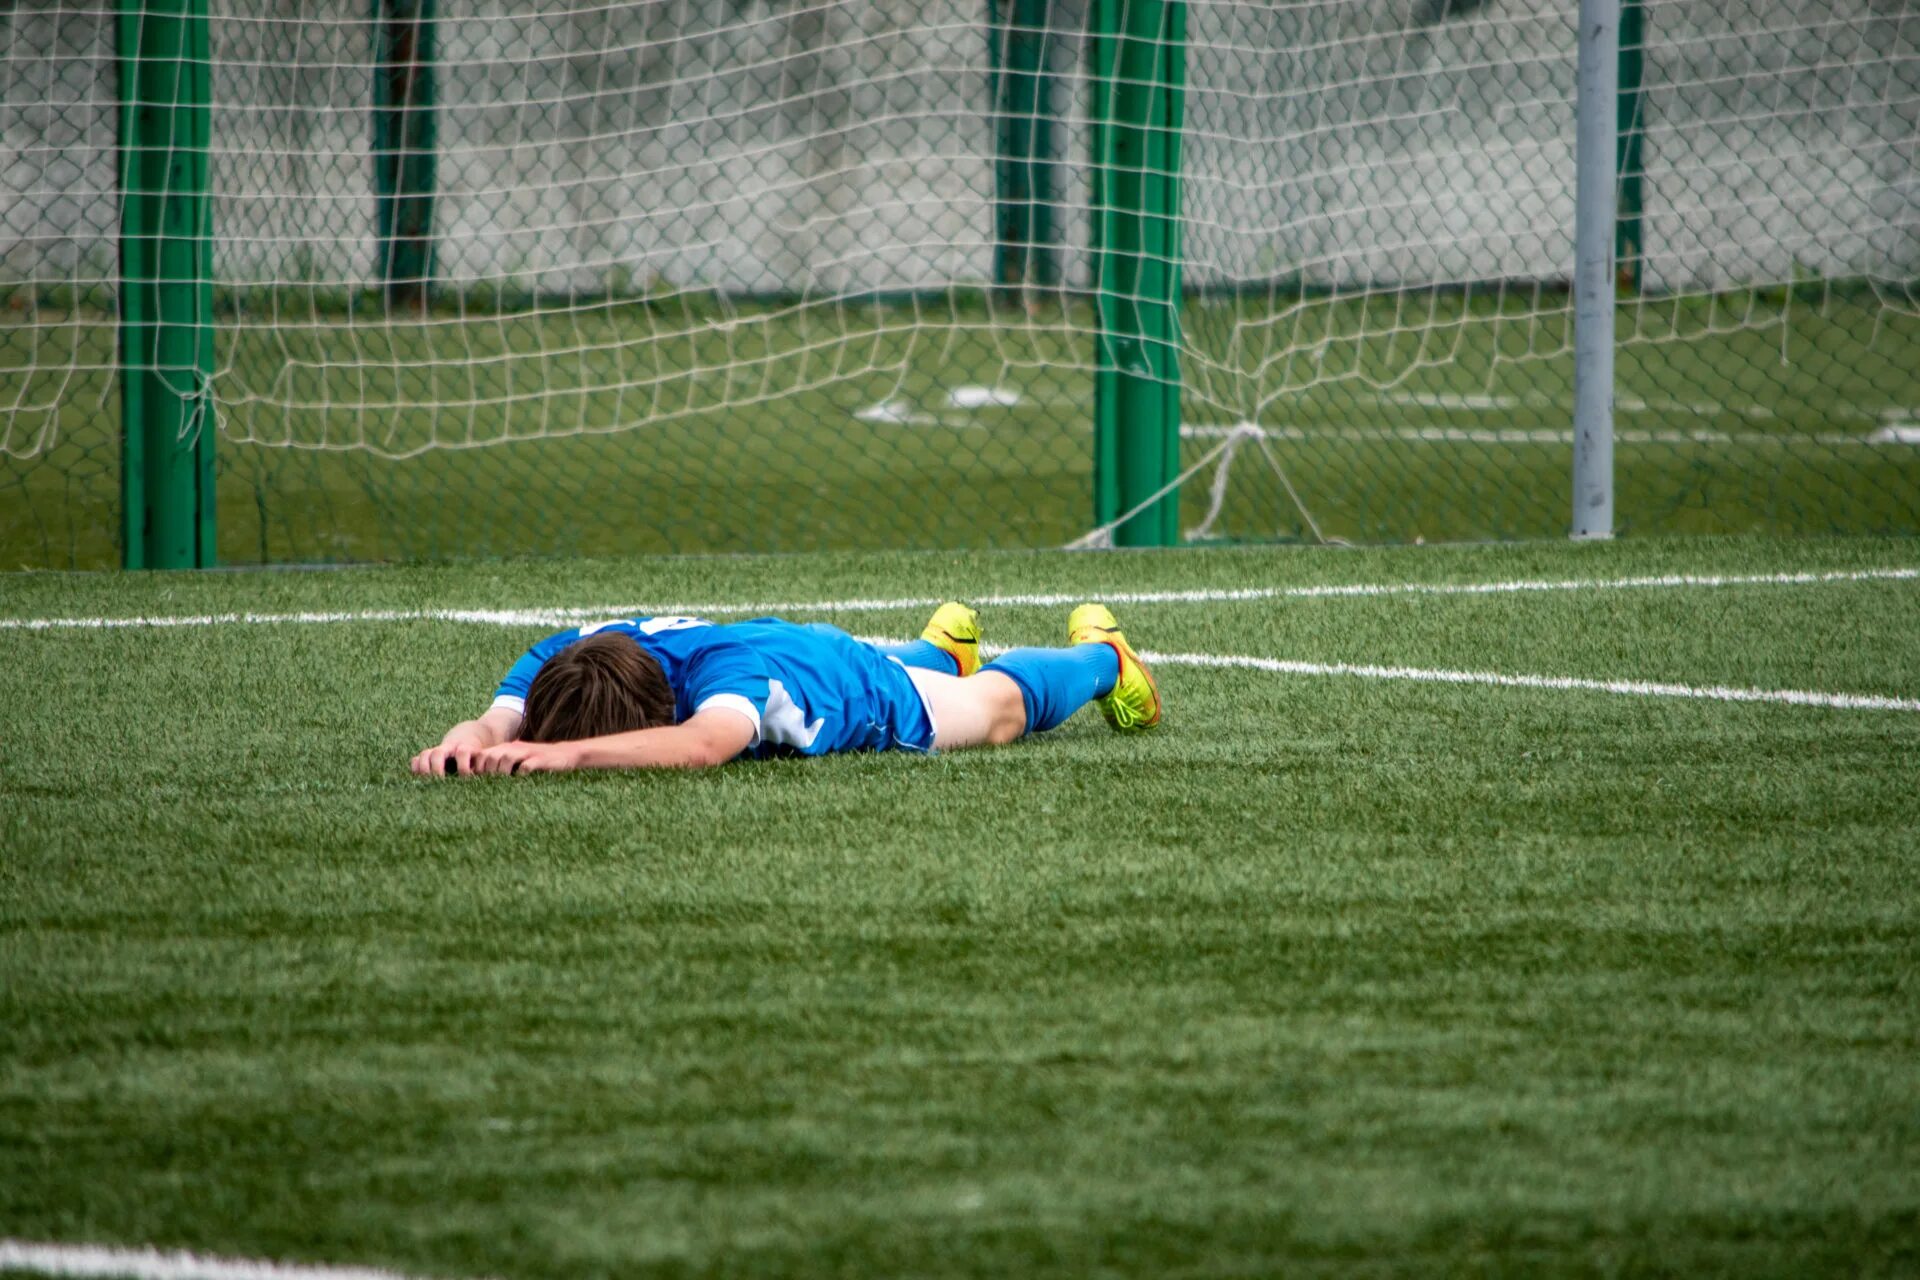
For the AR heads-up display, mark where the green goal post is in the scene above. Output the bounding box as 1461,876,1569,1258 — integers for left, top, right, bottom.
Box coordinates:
117,0,214,569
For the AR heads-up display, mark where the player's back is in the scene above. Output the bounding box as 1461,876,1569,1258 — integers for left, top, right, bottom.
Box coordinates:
700,618,929,757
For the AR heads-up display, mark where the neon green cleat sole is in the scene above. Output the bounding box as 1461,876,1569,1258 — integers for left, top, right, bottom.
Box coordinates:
922,601,983,678
1067,603,1161,731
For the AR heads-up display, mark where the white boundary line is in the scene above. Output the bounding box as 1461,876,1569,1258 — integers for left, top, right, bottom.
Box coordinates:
0,1240,479,1280
884,638,1920,715
1136,650,1920,714
1,567,1914,632
2,568,1914,715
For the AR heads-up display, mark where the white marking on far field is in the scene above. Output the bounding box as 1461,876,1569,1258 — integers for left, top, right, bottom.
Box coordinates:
852,388,1914,444
0,1240,477,1280
1372,390,1892,423
947,385,1022,409
853,399,981,430
1181,421,1916,447
1378,391,1535,411
852,399,933,425
1,568,1914,633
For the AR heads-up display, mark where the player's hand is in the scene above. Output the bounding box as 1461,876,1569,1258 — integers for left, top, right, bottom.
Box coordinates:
472,740,579,776
412,740,483,778
412,727,491,777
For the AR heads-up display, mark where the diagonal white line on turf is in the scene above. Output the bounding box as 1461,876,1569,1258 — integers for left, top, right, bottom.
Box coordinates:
1133,650,1920,713
0,567,1914,632
0,1240,487,1280
866,635,1920,715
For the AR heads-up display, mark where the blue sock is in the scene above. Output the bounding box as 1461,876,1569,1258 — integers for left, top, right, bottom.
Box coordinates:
876,638,958,675
985,644,1120,734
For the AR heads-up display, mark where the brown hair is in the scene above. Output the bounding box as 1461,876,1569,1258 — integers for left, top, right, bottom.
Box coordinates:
521,632,677,743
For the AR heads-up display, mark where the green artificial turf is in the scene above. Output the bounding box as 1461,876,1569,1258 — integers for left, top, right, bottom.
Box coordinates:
6,291,1919,569
3,535,1919,1277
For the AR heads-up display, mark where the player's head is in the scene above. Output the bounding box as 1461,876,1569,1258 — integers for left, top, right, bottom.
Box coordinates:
521,632,676,742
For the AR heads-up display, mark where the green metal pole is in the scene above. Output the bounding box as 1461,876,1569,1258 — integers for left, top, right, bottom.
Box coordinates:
1090,1,1119,530
1091,0,1184,547
1615,0,1644,294
991,0,1059,292
118,0,215,569
374,0,438,311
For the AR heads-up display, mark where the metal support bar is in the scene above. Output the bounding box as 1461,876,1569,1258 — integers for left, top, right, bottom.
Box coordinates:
118,0,215,569
990,0,1060,292
1615,0,1645,294
374,0,439,312
1573,0,1620,540
1091,0,1185,547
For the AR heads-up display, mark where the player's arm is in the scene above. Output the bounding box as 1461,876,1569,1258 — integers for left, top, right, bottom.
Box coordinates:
412,626,585,777
470,707,755,775
411,705,524,777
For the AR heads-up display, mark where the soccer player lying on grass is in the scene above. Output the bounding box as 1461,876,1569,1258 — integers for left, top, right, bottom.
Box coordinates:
410,603,1160,777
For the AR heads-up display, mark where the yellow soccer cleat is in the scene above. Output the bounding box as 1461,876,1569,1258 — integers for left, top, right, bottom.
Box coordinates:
921,601,983,678
1067,603,1162,731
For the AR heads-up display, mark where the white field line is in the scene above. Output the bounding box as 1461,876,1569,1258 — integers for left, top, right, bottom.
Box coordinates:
1134,650,1920,714
868,638,1920,714
0,607,577,631
0,1240,479,1280
3,567,1914,632
5,569,1916,713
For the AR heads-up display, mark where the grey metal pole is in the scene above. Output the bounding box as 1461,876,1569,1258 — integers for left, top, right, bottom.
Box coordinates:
1572,0,1619,539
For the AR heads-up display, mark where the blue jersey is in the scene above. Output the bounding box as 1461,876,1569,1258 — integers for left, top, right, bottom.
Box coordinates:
491,616,934,760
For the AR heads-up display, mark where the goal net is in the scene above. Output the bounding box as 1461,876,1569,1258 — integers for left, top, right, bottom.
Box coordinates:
3,0,1916,567
1176,0,1920,544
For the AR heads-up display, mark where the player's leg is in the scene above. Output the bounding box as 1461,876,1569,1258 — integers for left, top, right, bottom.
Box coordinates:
906,667,1029,748
873,601,982,676
906,640,1120,749
900,603,1161,750
978,640,1121,736
959,602,1162,739
905,604,1160,748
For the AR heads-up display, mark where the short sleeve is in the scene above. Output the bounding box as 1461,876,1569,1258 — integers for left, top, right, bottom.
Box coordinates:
679,634,773,744
491,627,584,714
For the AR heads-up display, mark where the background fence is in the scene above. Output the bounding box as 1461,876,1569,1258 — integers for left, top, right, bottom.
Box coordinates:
3,0,1917,568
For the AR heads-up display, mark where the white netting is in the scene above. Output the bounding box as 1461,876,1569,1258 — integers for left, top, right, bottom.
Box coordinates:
1638,2,1920,294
